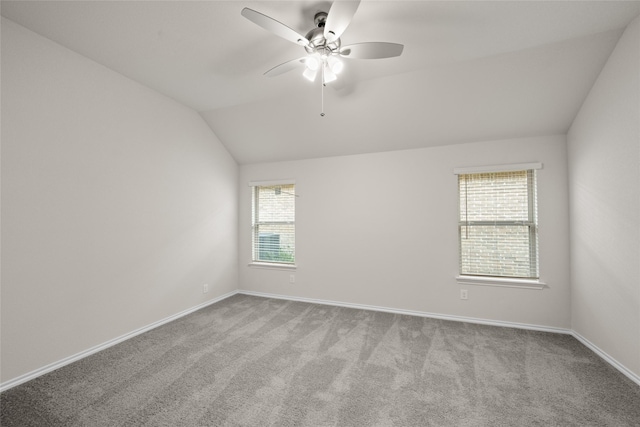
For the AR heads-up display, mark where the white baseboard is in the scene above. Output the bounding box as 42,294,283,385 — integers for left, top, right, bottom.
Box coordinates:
0,290,239,393
3,289,638,392
239,290,640,387
571,331,640,387
238,290,571,334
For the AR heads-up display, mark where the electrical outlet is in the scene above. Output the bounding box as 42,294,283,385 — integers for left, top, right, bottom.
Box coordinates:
460,289,468,300
203,283,209,294
289,274,295,284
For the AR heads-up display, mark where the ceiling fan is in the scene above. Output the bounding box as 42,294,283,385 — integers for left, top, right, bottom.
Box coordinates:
241,0,404,86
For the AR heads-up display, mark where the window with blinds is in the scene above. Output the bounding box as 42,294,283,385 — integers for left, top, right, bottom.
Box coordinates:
458,169,538,279
251,183,295,264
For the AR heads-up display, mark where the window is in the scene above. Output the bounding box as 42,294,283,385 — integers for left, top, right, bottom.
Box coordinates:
457,166,539,280
251,182,295,265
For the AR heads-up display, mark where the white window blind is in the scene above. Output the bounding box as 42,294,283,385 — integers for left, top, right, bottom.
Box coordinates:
458,169,539,279
251,183,295,264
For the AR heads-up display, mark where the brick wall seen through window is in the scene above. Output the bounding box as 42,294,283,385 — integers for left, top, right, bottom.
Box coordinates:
458,170,538,279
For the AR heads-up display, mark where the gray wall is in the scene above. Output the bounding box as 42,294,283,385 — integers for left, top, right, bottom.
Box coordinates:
1,19,238,383
568,15,640,378
239,135,571,329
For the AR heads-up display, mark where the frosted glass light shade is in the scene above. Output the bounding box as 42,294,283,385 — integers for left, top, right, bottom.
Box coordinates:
303,67,318,82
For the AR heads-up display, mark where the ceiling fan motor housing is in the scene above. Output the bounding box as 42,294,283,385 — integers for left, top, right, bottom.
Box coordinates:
304,12,341,57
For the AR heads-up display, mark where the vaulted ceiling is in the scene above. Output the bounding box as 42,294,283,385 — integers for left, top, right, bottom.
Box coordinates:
3,1,639,164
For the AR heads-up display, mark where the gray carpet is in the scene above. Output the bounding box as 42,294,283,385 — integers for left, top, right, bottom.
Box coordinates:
2,294,640,426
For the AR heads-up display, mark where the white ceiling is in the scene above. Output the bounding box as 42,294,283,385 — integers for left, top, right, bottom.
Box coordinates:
2,1,640,164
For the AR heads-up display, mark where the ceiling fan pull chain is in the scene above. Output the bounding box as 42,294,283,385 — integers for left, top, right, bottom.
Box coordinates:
320,63,325,117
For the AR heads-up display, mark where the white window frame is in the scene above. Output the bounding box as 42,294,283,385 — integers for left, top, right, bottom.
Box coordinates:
453,163,545,289
248,180,296,270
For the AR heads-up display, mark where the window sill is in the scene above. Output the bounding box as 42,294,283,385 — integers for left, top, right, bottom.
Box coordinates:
248,262,297,271
456,275,546,290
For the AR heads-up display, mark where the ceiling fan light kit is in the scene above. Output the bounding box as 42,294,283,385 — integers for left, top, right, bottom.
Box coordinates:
241,0,404,116
301,53,342,83
302,66,317,82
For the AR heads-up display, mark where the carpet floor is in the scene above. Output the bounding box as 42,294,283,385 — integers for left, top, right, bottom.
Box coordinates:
2,293,640,426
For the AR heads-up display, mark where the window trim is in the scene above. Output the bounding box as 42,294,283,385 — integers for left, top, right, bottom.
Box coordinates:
456,275,546,289
453,162,542,175
248,262,297,270
248,179,296,187
249,180,296,267
454,163,543,286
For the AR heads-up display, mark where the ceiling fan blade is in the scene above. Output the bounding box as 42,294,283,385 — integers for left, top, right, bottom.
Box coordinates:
241,8,309,47
264,57,306,77
340,42,404,59
324,0,361,42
